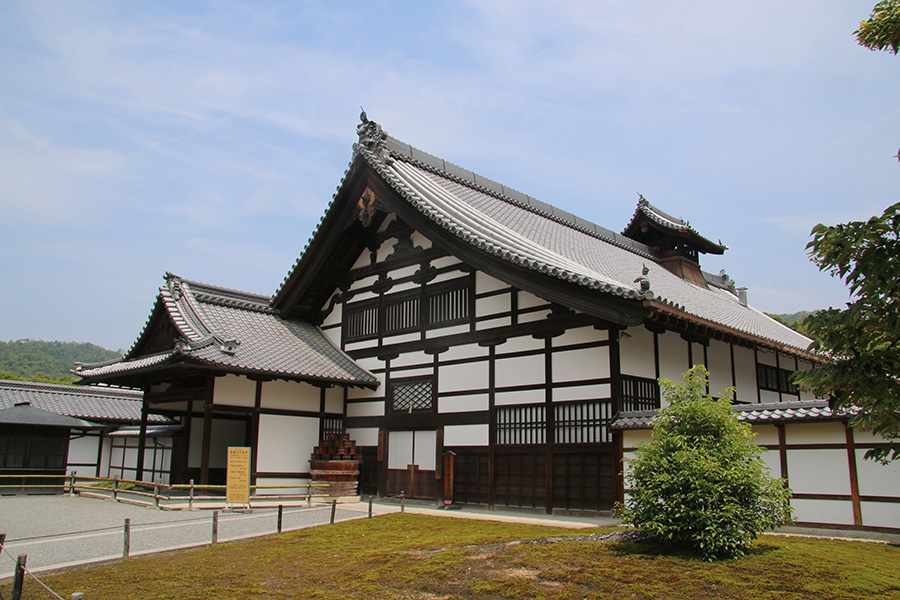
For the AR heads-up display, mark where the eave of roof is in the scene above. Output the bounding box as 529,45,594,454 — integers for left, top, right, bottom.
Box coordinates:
76,274,379,388
611,399,845,430
0,403,100,428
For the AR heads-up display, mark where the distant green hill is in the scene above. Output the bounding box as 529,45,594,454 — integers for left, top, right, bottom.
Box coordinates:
0,340,122,384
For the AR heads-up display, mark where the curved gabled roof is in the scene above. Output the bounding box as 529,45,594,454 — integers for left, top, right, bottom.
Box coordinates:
622,196,727,255
76,274,377,388
337,117,812,353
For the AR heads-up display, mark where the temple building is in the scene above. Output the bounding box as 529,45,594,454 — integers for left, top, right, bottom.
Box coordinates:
75,116,899,532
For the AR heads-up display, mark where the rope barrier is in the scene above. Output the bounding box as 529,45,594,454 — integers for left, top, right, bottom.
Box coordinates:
1,546,65,600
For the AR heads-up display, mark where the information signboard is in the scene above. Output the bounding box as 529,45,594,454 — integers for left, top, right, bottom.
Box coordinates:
226,446,251,506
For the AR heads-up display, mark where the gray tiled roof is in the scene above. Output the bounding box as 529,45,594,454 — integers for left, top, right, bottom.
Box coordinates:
610,399,843,430
76,274,378,387
0,402,100,428
0,380,166,424
352,121,812,353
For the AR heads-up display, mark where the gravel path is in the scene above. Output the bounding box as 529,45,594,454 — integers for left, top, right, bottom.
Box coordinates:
0,495,370,579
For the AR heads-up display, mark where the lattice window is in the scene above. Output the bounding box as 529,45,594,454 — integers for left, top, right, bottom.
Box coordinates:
496,404,546,445
384,295,420,335
554,400,612,444
322,417,344,436
390,378,434,413
757,364,799,395
345,302,378,341
427,283,469,327
621,375,661,412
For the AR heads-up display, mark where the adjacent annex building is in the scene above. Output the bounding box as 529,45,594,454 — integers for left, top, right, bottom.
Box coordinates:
0,379,175,487
76,116,899,532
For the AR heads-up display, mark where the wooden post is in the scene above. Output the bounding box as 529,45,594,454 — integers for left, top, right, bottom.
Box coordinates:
154,481,160,509
330,499,337,525
277,505,283,534
112,477,118,502
212,511,219,544
368,495,373,518
189,479,194,511
0,533,6,554
11,554,27,600
400,491,405,513
123,519,130,558
69,471,76,496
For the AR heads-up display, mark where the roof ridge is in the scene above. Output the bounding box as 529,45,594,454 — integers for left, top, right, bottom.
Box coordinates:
0,378,142,399
384,134,659,262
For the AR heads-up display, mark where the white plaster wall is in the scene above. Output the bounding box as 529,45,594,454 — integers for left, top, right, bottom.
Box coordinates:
321,295,343,328
475,272,508,295
414,430,436,470
855,449,900,497
690,342,706,369
657,331,689,386
376,237,397,263
517,291,547,309
440,343,488,362
778,353,797,371
786,449,850,495
707,340,733,394
476,294,510,319
347,384,383,401
555,325,607,347
346,427,379,447
257,414,319,473
751,425,779,446
732,345,757,404
552,347,610,382
439,394,488,413
477,317,513,331
261,380,319,412
426,324,470,338
787,422,846,443
757,349,778,367
440,361,489,393
410,231,433,250
324,387,344,414
323,327,341,346
354,356,384,375
495,389,545,405
214,374,256,407
346,401,385,418
381,332,420,345
496,354,544,387
68,435,99,466
497,335,545,354
518,309,551,323
389,265,421,281
392,367,433,379
388,431,414,469
619,326,655,380
796,359,817,401
392,351,431,368
553,384,611,402
758,448,781,479
860,502,900,529
791,499,855,526
758,389,780,403
444,424,489,446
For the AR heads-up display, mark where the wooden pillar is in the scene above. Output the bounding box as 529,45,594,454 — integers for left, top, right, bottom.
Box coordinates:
845,424,863,526
487,344,496,510
135,391,150,481
610,326,624,509
544,337,554,514
250,381,262,487
199,377,215,486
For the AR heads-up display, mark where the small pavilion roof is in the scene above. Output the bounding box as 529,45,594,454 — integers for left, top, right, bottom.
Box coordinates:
0,402,100,428
76,274,378,388
610,400,844,430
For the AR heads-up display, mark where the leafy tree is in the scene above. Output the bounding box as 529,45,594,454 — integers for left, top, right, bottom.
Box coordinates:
617,367,792,560
793,203,900,462
856,0,900,54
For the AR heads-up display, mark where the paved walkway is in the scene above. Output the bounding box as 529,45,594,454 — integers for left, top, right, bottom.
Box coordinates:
0,495,619,580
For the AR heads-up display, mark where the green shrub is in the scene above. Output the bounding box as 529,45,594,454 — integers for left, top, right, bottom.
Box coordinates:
617,366,792,560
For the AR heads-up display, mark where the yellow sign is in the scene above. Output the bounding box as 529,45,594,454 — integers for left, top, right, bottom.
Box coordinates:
226,447,251,505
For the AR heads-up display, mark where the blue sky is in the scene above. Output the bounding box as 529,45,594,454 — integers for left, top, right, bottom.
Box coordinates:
1,1,897,352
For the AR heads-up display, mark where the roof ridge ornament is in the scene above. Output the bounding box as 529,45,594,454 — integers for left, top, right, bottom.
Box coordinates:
356,108,393,165
634,264,653,299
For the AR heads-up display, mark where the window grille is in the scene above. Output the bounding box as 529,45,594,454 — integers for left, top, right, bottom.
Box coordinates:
322,417,344,436
554,400,612,444
343,276,472,342
496,404,546,445
390,379,434,413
